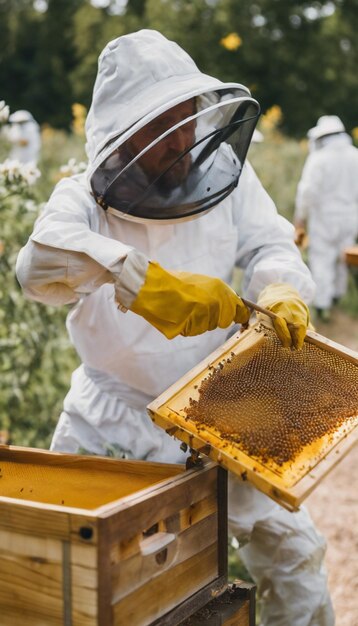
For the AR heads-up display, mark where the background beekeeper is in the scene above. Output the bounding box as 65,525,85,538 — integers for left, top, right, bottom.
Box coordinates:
16,30,333,626
294,115,358,322
5,109,41,165
251,128,264,144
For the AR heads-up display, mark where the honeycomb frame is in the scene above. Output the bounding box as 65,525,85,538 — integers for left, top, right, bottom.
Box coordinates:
147,323,358,510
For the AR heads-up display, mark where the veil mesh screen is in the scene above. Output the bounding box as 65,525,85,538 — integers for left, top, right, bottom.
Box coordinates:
184,329,358,466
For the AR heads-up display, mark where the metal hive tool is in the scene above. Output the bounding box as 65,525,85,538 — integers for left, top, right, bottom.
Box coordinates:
147,323,358,510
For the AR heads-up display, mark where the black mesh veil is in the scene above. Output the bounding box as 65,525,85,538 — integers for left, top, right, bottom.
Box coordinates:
91,88,260,221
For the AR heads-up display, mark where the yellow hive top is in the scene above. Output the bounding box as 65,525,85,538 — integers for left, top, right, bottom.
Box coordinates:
0,456,182,510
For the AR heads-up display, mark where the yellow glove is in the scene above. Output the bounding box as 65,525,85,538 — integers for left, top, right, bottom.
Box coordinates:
257,283,310,350
130,261,251,339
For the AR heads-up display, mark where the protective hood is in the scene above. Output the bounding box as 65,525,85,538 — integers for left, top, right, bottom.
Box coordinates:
86,29,260,222
307,115,346,141
9,110,36,124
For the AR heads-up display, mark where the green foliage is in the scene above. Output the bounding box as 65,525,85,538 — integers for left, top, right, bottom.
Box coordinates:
1,0,85,129
71,4,127,108
0,152,79,448
248,130,307,221
37,127,86,199
341,274,358,317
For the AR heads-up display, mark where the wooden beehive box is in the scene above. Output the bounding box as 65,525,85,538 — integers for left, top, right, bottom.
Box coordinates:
0,446,227,626
148,323,358,511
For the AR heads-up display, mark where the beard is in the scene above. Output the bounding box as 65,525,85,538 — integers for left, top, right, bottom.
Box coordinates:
155,153,192,192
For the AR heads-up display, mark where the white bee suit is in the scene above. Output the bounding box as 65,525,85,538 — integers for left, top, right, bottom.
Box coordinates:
6,110,41,165
16,30,333,626
295,133,358,309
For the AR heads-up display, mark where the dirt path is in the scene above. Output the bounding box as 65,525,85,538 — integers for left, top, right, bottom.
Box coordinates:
305,309,358,626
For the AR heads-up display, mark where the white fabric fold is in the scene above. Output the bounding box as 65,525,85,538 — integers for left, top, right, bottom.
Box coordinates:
113,249,149,309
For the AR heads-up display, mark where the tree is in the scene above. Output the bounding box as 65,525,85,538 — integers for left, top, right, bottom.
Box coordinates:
1,0,357,134
31,0,85,128
0,0,85,129
139,0,358,136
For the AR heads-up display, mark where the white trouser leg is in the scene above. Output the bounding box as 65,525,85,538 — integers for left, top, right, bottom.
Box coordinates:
334,234,354,299
309,241,336,310
228,477,334,626
334,258,348,300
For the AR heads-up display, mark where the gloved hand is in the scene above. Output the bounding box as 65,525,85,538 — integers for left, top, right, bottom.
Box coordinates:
257,283,310,350
116,255,250,339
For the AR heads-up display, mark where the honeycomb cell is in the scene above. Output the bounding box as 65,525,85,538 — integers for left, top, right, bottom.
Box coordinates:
184,329,358,466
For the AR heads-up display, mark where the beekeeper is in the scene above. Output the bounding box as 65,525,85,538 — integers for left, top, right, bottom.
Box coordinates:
16,30,333,626
5,109,41,165
251,128,264,143
295,115,358,321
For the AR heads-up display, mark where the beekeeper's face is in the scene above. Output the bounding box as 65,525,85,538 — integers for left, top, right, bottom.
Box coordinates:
128,99,196,189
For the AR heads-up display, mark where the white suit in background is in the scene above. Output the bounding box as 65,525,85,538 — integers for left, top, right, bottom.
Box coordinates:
16,30,333,626
5,110,41,165
295,116,358,315
251,128,264,144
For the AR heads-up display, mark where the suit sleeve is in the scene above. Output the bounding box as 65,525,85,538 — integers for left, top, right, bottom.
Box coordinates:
16,175,133,306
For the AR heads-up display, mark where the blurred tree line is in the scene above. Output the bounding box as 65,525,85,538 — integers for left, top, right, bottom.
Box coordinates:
0,0,357,136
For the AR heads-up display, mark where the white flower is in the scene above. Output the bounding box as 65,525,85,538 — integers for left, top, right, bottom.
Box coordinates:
59,157,87,177
0,100,10,124
0,158,41,187
22,163,41,185
24,199,37,212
